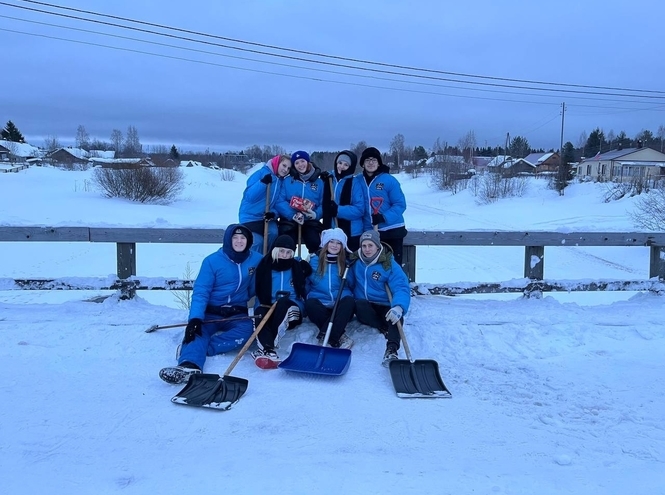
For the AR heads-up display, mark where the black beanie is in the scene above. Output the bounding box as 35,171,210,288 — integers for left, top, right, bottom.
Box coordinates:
273,234,296,252
360,147,383,168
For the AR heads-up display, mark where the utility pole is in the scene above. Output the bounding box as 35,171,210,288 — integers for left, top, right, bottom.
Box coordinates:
558,102,566,196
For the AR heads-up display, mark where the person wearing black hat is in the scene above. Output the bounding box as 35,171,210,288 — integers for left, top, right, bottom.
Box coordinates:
251,234,313,368
348,229,410,365
275,150,325,255
159,224,263,384
358,146,407,266
321,150,365,252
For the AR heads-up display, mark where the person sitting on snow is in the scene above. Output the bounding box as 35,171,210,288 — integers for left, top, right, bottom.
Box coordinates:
159,224,262,384
251,235,312,369
348,229,410,366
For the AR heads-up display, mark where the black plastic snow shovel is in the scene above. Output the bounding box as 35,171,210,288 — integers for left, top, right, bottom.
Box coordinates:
386,286,452,399
278,266,352,375
171,301,278,411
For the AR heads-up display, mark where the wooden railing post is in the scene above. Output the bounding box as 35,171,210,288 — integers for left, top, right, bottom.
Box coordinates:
116,242,137,299
402,245,416,282
649,246,665,280
524,246,544,279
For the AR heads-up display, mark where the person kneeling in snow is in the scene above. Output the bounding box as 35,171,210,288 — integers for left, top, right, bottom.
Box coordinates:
251,235,312,369
159,224,262,384
349,229,411,366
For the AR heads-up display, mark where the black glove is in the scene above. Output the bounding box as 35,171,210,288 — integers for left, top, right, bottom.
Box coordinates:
183,318,202,344
264,211,276,221
329,201,338,217
260,174,273,184
372,213,385,225
319,170,331,180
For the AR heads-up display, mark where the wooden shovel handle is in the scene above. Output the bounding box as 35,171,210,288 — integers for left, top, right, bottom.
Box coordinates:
222,301,277,376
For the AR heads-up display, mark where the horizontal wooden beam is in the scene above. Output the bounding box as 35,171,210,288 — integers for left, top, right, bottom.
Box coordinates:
1,226,662,246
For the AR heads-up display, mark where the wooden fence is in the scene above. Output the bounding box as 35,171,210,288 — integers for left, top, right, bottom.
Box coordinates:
0,226,664,299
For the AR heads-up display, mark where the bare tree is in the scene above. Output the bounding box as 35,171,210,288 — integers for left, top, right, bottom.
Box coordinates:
123,125,142,157
44,135,61,152
389,133,406,169
577,131,588,157
606,129,616,150
658,125,665,153
75,125,90,150
432,137,445,155
350,140,368,158
458,130,476,164
629,187,665,230
110,129,123,154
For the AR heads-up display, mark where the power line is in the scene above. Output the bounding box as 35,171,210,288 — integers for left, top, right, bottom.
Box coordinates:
15,0,665,97
4,14,662,109
2,1,665,101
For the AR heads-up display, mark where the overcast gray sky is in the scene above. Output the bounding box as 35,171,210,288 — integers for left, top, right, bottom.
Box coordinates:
1,0,664,153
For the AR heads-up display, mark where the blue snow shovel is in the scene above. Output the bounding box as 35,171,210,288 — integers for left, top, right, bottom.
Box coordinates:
278,266,352,375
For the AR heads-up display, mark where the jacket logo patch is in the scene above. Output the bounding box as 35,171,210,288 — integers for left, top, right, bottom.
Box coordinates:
376,183,385,190
310,183,319,191
371,271,381,281
248,267,255,275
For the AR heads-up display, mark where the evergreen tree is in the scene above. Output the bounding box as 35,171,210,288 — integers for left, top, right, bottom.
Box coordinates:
509,136,530,158
413,145,428,161
1,120,25,143
585,128,606,155
169,145,180,160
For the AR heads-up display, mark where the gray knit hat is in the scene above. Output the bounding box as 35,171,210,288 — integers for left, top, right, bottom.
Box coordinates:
359,229,381,249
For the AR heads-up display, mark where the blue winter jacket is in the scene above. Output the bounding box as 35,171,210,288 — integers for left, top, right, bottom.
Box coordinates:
277,165,325,221
332,174,366,237
239,163,283,223
258,268,307,313
306,253,354,307
349,244,410,313
188,230,262,320
358,172,407,233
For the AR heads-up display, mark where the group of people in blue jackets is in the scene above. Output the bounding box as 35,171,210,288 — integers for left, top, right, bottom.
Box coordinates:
159,147,411,384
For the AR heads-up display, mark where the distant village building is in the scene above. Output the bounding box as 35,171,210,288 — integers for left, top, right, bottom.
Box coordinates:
577,146,665,182
89,157,155,169
0,139,40,162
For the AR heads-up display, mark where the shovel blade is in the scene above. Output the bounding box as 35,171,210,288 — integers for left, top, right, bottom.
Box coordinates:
278,342,352,375
389,359,452,398
171,373,248,410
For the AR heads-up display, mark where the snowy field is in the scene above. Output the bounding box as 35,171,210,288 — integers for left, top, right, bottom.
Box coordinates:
0,165,663,494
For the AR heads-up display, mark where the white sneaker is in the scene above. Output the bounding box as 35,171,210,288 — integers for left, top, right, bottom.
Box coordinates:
331,333,354,350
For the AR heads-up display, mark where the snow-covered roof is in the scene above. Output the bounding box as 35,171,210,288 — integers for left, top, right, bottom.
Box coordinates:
0,139,40,157
53,147,89,159
487,155,512,167
425,154,465,165
523,152,554,165
88,158,145,164
180,160,202,167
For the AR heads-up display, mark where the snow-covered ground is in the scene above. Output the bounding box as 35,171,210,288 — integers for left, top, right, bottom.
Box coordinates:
1,165,663,494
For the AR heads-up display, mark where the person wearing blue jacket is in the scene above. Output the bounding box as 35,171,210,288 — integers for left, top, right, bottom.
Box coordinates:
305,228,355,349
159,224,262,384
276,150,325,255
321,150,365,252
251,235,312,369
238,155,292,254
349,229,411,365
358,147,408,266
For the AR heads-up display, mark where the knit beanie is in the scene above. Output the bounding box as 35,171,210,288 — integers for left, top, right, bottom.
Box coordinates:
320,227,351,253
359,229,381,249
223,223,253,262
359,147,383,168
337,153,352,165
273,234,296,252
291,150,310,164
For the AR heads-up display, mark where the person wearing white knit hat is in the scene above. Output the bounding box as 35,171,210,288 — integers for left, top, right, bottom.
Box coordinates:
304,228,356,349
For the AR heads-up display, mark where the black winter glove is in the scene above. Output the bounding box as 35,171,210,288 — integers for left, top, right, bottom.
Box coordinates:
260,174,273,184
183,318,203,344
319,170,331,180
371,213,386,225
329,201,338,217
264,211,276,221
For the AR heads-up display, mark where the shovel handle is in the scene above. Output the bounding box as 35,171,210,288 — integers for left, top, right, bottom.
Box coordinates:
263,181,271,256
222,301,278,376
146,315,257,333
386,285,413,362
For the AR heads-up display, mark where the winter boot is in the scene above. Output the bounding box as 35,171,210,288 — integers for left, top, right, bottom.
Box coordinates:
159,362,201,384
382,343,399,367
330,333,354,350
